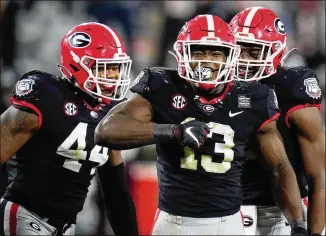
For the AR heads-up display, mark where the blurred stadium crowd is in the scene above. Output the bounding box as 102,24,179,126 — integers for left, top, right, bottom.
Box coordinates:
0,0,325,235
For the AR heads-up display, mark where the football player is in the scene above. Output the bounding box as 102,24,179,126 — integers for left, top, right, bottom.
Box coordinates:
0,22,138,236
95,15,307,235
229,7,325,236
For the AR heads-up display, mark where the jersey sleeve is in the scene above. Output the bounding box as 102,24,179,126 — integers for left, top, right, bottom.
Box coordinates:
285,68,322,127
257,86,281,131
10,71,52,129
130,68,154,100
130,68,170,122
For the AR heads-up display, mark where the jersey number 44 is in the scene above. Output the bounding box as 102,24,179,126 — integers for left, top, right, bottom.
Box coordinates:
56,122,108,174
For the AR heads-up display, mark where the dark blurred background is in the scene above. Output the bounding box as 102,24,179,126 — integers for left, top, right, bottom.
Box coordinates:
0,1,325,235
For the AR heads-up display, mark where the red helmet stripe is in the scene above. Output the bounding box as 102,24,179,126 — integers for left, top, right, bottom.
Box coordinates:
206,15,215,37
241,7,262,33
93,22,122,53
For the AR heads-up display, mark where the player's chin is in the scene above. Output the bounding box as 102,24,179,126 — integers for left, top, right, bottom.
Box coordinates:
101,90,114,97
238,69,255,79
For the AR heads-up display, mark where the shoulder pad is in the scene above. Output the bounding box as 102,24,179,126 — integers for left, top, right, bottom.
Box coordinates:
13,70,59,99
279,66,314,78
148,67,178,87
130,67,177,96
148,67,177,76
19,70,59,82
235,81,270,99
234,81,279,121
280,66,322,101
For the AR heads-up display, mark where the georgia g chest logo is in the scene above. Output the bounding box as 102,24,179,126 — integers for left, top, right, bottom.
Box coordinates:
172,94,187,110
68,32,91,48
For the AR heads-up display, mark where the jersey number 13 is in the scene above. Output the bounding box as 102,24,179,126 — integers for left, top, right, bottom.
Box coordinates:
181,118,235,174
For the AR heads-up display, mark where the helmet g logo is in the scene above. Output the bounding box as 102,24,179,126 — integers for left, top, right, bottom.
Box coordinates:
274,19,286,35
68,32,91,48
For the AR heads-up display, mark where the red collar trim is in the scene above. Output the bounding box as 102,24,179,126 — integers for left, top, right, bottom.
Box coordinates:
83,100,106,111
199,82,233,104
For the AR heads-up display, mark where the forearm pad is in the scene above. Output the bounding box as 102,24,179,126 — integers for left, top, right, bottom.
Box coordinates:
153,123,181,142
97,163,138,236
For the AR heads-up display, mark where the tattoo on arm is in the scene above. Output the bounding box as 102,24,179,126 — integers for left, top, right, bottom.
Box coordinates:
1,106,39,163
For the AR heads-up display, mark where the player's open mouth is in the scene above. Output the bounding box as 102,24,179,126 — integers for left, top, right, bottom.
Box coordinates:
238,67,255,78
101,85,115,96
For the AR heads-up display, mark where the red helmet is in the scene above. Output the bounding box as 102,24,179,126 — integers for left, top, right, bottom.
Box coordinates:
229,7,287,81
60,22,132,102
172,14,240,91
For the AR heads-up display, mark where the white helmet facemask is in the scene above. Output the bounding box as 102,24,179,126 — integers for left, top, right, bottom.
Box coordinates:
234,33,286,81
172,38,240,86
70,51,132,101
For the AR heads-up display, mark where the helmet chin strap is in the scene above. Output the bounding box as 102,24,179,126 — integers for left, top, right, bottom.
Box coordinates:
168,50,178,61
57,64,85,89
280,47,298,65
57,64,73,79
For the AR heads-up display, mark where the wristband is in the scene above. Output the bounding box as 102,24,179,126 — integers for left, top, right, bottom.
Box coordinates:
153,123,181,142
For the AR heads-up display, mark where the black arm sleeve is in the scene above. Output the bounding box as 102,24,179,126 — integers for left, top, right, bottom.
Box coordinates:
96,162,138,236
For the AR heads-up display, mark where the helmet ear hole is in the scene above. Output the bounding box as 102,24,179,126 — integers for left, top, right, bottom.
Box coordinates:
84,80,96,91
58,64,73,79
70,64,79,72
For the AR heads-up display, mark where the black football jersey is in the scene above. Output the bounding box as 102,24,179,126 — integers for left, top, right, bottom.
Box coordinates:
3,70,122,223
242,66,323,205
130,67,279,217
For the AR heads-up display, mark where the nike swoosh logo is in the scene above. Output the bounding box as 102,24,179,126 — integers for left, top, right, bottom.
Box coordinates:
185,127,200,147
229,111,244,117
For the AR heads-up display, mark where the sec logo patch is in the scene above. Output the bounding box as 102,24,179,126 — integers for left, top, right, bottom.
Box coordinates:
64,102,78,116
172,94,187,110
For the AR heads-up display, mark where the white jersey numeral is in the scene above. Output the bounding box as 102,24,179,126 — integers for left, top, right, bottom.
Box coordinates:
56,122,108,174
181,118,235,174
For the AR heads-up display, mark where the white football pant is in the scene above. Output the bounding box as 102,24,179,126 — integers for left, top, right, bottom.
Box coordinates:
151,209,245,235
